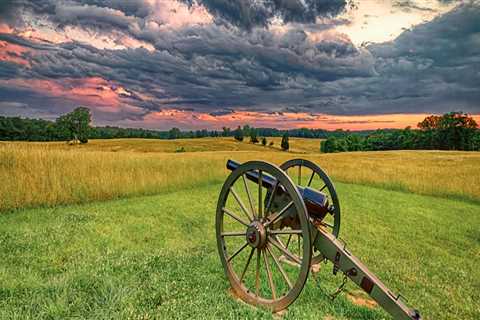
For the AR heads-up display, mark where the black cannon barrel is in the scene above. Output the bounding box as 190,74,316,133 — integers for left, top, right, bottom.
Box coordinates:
226,159,330,218
227,159,278,189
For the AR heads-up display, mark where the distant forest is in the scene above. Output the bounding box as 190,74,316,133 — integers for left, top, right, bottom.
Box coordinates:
322,112,480,152
0,108,478,152
0,108,352,142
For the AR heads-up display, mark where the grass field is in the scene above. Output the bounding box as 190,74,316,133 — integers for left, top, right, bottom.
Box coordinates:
1,138,479,211
0,183,478,319
0,138,479,319
4,137,322,154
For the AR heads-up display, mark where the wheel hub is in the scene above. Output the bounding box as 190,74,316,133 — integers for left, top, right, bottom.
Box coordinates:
246,221,267,248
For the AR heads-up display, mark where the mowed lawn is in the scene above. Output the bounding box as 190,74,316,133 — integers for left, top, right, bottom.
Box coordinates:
0,182,478,320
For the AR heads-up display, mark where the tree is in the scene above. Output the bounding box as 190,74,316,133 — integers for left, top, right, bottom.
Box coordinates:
261,137,267,146
234,126,244,141
472,130,480,151
56,107,92,143
281,133,289,151
250,129,259,143
222,127,231,137
418,112,478,150
242,124,251,137
417,115,441,131
168,127,181,139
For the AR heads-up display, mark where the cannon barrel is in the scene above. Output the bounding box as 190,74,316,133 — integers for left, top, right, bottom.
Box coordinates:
227,159,277,189
227,159,330,219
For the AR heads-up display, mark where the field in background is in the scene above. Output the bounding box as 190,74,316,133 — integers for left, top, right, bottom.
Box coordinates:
1,138,480,211
7,137,322,154
0,182,478,319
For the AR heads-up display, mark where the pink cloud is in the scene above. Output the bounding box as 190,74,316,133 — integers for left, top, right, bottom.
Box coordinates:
0,40,31,66
0,77,146,115
0,23,13,34
140,109,480,131
148,0,213,29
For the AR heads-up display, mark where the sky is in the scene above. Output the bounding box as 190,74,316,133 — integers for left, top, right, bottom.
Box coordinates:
0,0,479,130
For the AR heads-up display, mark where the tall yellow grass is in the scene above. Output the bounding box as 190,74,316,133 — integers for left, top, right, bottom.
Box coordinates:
1,139,479,211
11,137,322,154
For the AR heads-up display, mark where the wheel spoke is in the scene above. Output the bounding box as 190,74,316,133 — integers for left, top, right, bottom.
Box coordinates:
255,248,261,296
307,171,315,187
265,201,294,227
297,234,301,256
242,174,257,219
285,234,293,249
298,165,301,185
258,170,263,219
319,184,327,192
228,242,249,262
269,229,303,235
240,247,255,282
273,235,287,250
230,187,253,222
221,231,247,237
264,181,279,216
268,236,301,265
263,248,277,300
223,208,249,227
266,244,293,289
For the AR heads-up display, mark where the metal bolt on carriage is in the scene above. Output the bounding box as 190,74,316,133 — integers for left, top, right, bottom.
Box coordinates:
215,159,421,319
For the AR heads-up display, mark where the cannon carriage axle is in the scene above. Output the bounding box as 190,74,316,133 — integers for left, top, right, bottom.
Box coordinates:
216,159,421,319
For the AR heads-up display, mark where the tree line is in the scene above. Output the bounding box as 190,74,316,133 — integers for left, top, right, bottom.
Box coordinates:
321,112,480,152
0,107,347,143
1,108,478,152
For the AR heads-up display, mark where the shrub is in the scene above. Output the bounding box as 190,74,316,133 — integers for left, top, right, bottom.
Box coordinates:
250,130,259,143
234,126,244,141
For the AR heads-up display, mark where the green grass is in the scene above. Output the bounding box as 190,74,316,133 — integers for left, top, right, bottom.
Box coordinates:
1,182,478,319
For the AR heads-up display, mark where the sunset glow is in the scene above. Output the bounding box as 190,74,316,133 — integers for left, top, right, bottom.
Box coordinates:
0,41,31,66
0,1,479,130
140,110,480,131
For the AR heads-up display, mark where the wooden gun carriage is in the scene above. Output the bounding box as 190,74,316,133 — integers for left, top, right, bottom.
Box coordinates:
216,159,421,319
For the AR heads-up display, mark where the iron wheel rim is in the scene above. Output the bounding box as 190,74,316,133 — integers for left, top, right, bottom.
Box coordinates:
216,161,311,311
280,159,341,264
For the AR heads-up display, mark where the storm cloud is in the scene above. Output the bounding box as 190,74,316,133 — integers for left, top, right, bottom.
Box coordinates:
181,0,350,29
0,0,479,127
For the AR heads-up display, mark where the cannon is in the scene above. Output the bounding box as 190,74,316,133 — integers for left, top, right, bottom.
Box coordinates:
216,159,421,319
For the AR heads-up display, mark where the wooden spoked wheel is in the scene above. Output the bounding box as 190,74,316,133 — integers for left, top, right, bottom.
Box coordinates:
216,161,311,311
280,159,341,264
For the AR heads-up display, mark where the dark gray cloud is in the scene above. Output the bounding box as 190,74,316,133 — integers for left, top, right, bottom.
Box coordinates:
393,0,435,12
3,0,149,36
0,0,479,126
182,0,349,29
1,22,373,114
54,4,139,30
8,0,150,18
365,2,480,114
76,0,151,18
